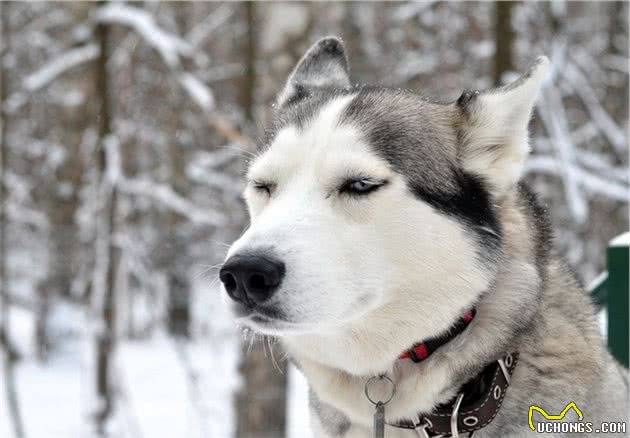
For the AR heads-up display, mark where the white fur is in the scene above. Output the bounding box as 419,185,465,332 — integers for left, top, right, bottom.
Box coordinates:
224,95,497,435
221,54,625,438
461,57,549,197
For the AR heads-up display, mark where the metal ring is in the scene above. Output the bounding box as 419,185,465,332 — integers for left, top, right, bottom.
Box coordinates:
364,375,396,406
463,416,479,427
493,385,502,400
505,353,513,368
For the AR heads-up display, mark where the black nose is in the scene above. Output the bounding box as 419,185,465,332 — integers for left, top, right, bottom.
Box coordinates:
220,254,285,305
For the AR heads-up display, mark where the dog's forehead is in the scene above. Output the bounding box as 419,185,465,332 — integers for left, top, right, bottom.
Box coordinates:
252,94,388,178
255,87,459,189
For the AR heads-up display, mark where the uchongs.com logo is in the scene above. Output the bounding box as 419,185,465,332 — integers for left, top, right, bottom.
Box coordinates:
528,402,627,434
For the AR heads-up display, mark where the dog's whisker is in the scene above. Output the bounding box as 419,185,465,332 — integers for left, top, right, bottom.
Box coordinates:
267,336,284,374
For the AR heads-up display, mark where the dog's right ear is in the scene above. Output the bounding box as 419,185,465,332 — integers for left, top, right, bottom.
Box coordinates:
276,37,350,108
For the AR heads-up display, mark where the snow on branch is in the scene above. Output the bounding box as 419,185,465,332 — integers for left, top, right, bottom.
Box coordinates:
6,203,49,230
186,4,234,47
101,134,226,226
562,62,627,155
392,1,437,20
95,3,194,68
178,72,215,112
525,156,629,202
537,85,589,223
96,3,254,150
23,43,99,92
104,134,122,185
119,178,226,226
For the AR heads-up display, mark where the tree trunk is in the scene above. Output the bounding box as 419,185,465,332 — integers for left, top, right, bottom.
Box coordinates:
240,1,257,123
166,4,192,339
236,3,288,437
0,3,25,437
494,1,515,85
92,4,121,434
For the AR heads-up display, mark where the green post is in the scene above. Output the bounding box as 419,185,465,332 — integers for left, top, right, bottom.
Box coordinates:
606,233,629,368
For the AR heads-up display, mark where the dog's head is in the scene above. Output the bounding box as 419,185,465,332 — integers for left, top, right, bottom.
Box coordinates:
221,37,548,337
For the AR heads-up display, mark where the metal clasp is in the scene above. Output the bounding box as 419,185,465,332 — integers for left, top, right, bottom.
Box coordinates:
497,356,511,385
414,418,445,438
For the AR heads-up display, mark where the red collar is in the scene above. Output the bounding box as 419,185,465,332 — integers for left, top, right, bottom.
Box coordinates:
399,309,476,362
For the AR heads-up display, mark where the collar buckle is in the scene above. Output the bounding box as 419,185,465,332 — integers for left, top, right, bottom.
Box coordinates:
401,353,517,437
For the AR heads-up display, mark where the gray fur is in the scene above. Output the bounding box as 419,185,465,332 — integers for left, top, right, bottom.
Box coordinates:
309,390,352,437
252,39,629,437
276,36,350,109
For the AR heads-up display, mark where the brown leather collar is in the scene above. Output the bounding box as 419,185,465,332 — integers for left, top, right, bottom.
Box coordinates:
389,352,519,437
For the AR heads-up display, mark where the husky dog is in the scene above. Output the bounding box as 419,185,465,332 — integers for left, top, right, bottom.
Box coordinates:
220,37,629,437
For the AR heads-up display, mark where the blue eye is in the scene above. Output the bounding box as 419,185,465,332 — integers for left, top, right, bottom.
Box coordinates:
340,178,386,196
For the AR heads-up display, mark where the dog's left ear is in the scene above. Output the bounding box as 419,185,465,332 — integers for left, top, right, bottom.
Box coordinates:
457,56,549,198
276,36,350,108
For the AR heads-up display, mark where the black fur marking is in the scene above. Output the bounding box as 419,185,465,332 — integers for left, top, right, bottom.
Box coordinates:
410,170,502,250
340,87,502,253
456,89,480,109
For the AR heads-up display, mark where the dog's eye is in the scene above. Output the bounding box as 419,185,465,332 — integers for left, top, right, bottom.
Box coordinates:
252,181,273,196
339,178,386,196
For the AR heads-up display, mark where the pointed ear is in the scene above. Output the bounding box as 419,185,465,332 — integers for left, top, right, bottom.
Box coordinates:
457,56,549,197
276,36,350,108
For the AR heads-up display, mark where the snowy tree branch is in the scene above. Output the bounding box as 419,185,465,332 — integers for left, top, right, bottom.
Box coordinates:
119,178,226,226
561,61,627,155
95,3,194,69
537,85,589,223
525,156,629,202
23,43,99,92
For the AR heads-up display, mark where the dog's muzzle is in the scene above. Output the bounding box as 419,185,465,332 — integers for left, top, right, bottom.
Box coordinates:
220,254,285,307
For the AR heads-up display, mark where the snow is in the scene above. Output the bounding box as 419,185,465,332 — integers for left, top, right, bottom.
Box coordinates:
16,356,84,438
117,335,194,438
2,279,241,438
120,177,226,226
286,365,312,438
524,156,629,202
2,3,627,438
178,72,215,113
95,4,193,69
186,5,234,48
610,232,630,247
536,86,589,223
23,43,99,92
562,62,627,154
104,135,122,185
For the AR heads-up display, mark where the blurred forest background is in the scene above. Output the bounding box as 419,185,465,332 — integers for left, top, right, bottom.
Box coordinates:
0,2,627,438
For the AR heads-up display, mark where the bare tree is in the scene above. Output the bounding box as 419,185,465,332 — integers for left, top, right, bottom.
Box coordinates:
0,5,25,438
91,3,121,433
494,1,515,85
235,3,288,437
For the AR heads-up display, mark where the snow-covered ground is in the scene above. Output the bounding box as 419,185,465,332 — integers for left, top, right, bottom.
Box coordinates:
0,274,314,438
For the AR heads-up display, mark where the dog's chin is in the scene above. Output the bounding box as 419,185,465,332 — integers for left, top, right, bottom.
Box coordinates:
237,314,297,336
229,303,307,336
